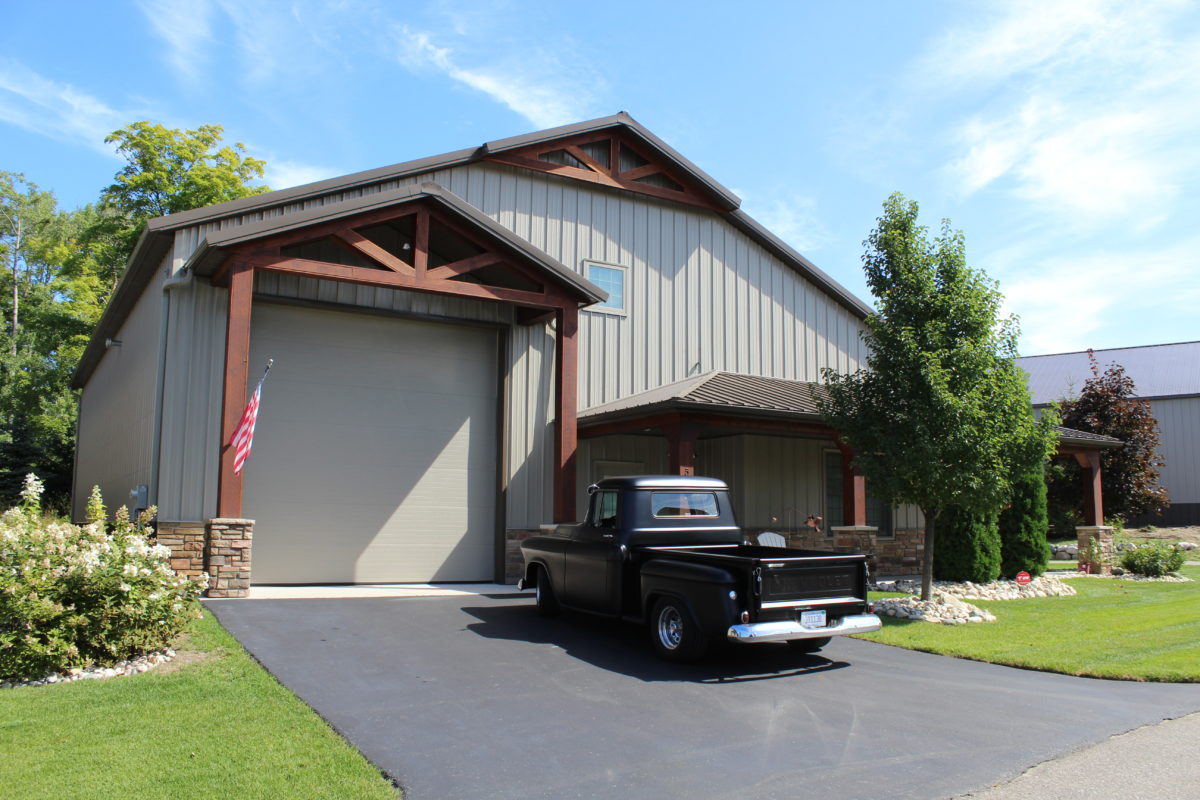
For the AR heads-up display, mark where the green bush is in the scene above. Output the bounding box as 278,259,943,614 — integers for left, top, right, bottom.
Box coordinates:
1120,543,1185,577
0,475,206,682
998,463,1050,578
933,506,1002,583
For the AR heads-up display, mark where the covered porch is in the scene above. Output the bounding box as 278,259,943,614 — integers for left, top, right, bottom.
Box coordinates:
575,371,1122,577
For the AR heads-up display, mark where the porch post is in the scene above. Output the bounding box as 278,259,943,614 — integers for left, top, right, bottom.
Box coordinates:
553,304,578,522
663,417,701,476
1074,450,1104,526
217,262,254,519
836,441,867,527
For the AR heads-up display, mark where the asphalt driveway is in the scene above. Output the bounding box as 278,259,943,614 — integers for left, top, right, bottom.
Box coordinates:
206,592,1200,800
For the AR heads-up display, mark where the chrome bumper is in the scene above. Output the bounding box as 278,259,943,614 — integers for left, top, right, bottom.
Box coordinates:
727,613,882,644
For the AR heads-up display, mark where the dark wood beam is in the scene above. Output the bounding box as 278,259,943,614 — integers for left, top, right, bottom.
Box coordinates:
249,255,571,309
1074,450,1105,526
334,228,415,275
425,252,505,280
663,417,703,476
217,262,254,518
836,440,867,527
413,208,429,280
554,305,579,522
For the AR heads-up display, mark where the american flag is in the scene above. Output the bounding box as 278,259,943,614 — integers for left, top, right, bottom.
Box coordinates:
229,362,272,475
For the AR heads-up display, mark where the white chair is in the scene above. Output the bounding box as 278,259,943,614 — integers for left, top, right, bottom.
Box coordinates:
757,531,787,548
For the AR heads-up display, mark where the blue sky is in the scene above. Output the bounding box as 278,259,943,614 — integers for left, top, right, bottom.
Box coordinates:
2,0,1198,355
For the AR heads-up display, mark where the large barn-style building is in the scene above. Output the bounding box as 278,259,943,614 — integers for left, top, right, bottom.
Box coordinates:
71,114,1116,595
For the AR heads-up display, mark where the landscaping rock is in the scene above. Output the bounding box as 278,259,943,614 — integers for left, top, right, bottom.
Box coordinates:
1,649,176,690
874,593,997,624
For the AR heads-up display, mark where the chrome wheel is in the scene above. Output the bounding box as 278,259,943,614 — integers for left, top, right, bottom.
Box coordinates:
657,605,683,650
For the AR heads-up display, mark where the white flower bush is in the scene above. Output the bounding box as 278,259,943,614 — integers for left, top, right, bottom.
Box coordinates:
1,475,206,682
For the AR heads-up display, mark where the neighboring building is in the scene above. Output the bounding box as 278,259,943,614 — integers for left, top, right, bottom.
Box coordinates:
1018,342,1200,526
71,113,1115,594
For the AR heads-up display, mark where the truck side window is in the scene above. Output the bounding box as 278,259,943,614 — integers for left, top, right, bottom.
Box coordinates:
592,491,618,529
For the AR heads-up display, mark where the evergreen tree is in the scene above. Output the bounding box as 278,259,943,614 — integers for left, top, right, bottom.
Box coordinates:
999,463,1050,578
933,506,1002,583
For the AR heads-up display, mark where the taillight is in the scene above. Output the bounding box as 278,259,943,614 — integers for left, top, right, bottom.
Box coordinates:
867,602,875,614
740,611,750,623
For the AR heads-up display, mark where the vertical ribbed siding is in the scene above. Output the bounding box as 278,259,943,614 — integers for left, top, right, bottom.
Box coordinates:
73,257,167,522
1149,397,1200,503
166,163,869,529
575,434,669,511
156,278,227,521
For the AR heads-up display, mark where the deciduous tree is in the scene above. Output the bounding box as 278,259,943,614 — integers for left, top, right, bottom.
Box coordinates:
819,193,1057,600
1047,352,1167,525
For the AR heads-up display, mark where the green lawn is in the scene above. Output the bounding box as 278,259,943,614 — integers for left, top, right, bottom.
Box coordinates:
0,610,399,800
859,565,1200,682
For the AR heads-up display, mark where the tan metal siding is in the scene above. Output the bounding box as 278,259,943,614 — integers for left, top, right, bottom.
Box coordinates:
73,257,167,521
1149,397,1200,504
156,277,227,522
575,434,669,512
167,163,869,530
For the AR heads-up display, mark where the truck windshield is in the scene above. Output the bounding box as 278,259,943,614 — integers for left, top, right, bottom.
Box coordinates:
651,492,720,518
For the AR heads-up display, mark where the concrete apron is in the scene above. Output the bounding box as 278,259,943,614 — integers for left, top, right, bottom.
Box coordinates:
247,583,529,599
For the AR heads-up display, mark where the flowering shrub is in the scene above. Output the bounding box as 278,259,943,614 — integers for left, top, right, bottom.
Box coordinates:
0,475,206,682
1119,542,1186,578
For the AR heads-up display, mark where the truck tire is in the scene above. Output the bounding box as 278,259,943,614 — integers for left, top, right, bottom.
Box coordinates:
787,636,831,653
650,597,707,662
535,566,560,617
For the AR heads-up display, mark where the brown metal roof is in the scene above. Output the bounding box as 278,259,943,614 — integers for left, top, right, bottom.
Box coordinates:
579,371,828,425
1053,425,1123,448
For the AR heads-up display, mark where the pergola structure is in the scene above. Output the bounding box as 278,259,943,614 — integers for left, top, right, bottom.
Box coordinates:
181,183,604,524
579,371,1122,527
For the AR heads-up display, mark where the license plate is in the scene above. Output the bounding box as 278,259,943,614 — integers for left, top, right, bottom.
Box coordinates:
800,609,826,628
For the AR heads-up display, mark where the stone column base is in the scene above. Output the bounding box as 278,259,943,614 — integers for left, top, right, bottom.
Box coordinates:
204,518,254,597
155,522,207,581
1076,525,1115,575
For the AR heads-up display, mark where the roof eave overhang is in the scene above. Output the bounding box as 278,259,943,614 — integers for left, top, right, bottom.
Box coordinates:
482,111,742,213
579,398,829,431
70,227,174,390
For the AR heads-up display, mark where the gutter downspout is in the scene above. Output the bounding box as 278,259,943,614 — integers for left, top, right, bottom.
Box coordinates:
150,267,194,513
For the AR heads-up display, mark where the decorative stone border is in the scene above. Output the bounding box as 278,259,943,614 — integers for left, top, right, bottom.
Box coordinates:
1,648,176,689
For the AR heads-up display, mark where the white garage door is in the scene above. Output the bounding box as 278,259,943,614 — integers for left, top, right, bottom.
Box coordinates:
244,303,498,583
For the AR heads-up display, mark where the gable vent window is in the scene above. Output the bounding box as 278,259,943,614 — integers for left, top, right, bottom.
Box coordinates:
585,262,628,315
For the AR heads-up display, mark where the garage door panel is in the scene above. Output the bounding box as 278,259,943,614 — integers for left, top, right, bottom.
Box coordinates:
245,304,498,584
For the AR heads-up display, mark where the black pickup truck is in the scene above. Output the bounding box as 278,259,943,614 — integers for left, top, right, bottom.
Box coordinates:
518,475,880,661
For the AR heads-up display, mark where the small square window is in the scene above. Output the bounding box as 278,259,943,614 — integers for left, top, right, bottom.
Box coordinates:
585,262,627,315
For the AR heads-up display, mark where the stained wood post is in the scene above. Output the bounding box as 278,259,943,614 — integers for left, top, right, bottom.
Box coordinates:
1075,450,1105,526
217,262,254,519
553,304,579,522
664,417,701,476
837,441,867,527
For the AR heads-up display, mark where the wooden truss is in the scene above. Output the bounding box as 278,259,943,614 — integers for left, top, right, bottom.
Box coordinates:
214,197,581,524
484,130,725,212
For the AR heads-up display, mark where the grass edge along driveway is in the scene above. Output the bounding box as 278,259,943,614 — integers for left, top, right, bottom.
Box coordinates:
0,610,399,800
860,565,1200,682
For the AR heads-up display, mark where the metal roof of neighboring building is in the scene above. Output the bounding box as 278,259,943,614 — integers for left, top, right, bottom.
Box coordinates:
1017,341,1200,405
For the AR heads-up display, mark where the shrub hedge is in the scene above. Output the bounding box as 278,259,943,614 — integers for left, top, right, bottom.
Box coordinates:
1120,543,1185,577
933,506,1002,583
998,463,1051,578
0,475,206,682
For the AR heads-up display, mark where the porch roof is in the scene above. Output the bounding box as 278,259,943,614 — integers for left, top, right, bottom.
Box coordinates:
579,370,1123,450
579,371,828,428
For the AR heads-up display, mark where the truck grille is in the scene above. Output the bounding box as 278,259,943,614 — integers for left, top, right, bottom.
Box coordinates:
762,565,858,601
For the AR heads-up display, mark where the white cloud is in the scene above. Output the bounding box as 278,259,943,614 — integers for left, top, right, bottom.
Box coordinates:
999,237,1200,354
393,24,594,128
925,0,1200,229
738,189,833,254
0,59,133,156
264,158,342,190
137,0,214,84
